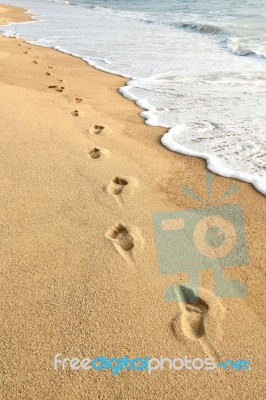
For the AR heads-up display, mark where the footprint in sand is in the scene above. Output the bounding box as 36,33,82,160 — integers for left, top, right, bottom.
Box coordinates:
176,286,209,340
84,147,110,160
89,124,112,135
47,85,65,93
71,110,79,117
104,176,139,206
33,60,38,64
23,51,28,54
108,177,128,195
171,285,225,358
75,97,83,103
45,72,51,76
105,223,143,265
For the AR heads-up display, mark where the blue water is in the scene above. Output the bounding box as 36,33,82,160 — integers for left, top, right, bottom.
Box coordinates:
1,0,266,194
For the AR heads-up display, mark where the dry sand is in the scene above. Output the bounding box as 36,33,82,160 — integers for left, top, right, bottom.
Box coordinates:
0,4,265,399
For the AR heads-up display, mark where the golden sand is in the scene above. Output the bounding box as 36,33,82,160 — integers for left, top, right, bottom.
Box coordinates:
0,4,265,399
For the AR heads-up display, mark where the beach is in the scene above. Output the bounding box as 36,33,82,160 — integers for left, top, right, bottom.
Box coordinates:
0,4,265,399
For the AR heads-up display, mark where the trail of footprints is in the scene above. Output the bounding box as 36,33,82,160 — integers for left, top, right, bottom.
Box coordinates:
85,121,141,262
18,45,83,113
19,40,224,351
20,43,141,262
85,121,224,354
18,41,137,248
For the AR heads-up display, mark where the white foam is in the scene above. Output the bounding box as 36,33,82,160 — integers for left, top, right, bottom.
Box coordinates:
162,125,266,196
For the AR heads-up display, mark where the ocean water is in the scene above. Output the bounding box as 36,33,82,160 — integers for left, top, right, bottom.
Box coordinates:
1,0,266,194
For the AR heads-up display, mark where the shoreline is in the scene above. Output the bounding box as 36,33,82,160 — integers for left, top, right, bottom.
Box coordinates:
1,4,265,399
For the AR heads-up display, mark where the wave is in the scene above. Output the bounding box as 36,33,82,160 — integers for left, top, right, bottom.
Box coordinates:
49,0,70,4
172,21,266,60
227,37,266,59
43,1,266,62
178,22,226,37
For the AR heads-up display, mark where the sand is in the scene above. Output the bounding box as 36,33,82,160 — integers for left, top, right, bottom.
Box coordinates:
0,4,265,399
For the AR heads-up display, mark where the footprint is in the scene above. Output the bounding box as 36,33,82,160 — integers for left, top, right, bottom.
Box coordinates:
107,177,128,195
33,60,38,64
106,224,134,251
84,147,110,160
47,85,65,92
105,224,143,265
56,87,65,93
23,51,28,54
171,285,224,358
71,110,79,117
75,97,82,103
85,147,101,159
89,124,112,135
178,286,209,340
104,176,138,206
45,72,51,76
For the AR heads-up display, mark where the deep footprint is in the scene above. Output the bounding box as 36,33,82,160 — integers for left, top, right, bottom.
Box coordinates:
85,147,101,160
89,124,111,135
71,110,79,117
108,177,128,195
106,224,134,252
105,176,138,207
85,147,109,160
47,85,65,93
173,285,209,340
105,224,144,266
